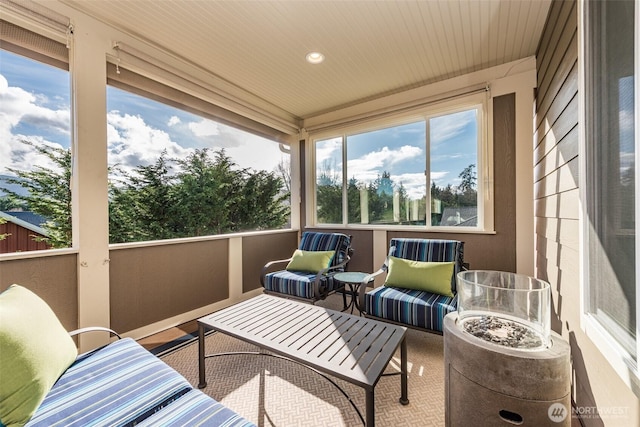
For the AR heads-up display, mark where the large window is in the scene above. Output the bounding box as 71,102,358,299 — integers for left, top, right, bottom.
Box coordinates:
106,84,291,244
583,0,638,384
0,48,71,253
314,102,484,230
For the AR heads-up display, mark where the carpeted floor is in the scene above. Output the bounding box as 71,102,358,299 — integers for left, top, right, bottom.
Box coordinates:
160,294,446,427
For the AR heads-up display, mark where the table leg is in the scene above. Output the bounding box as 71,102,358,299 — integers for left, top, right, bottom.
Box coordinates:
399,337,409,405
342,285,348,310
197,323,207,389
366,388,375,427
351,283,362,314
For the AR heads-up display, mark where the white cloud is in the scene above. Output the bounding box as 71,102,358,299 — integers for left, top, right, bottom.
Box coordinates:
315,138,341,166
107,112,285,176
1,70,286,180
225,134,287,172
0,74,70,174
430,110,475,143
107,111,192,174
188,118,220,137
348,145,422,182
389,145,422,164
430,170,450,185
391,172,426,199
1,136,65,175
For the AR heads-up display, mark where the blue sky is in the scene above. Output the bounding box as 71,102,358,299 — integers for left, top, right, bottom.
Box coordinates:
2,47,478,201
0,49,287,178
0,51,71,167
317,110,478,200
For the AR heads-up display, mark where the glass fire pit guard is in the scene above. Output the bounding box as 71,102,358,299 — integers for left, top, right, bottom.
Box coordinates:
456,270,551,350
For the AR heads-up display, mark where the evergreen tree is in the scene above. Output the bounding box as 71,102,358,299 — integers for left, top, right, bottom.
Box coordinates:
346,177,361,223
456,164,477,206
173,149,234,236
0,217,9,241
234,169,289,232
458,164,477,193
0,196,26,211
3,141,290,247
316,159,342,223
109,153,177,243
0,140,72,248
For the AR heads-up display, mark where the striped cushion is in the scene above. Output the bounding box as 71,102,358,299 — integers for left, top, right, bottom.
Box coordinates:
136,389,255,427
365,286,458,333
263,270,337,300
299,232,351,268
263,232,350,300
389,238,463,293
26,338,192,427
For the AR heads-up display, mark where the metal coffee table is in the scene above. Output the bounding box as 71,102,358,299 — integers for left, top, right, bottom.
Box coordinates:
198,294,408,427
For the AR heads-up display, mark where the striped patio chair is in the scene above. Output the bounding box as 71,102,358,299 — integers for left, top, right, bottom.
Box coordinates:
358,238,465,334
261,231,352,303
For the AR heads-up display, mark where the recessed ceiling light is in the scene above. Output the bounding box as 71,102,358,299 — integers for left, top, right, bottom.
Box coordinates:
306,52,325,64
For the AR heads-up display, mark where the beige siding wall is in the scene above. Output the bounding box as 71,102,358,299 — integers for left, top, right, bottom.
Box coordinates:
535,1,639,425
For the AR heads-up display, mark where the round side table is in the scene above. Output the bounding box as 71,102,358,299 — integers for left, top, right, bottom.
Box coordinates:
334,272,371,314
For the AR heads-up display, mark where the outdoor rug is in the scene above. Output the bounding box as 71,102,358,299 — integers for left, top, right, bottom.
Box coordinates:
160,295,446,427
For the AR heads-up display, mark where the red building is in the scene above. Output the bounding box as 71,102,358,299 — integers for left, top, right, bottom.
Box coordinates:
0,212,50,254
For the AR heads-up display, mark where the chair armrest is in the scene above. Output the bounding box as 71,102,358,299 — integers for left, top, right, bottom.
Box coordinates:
312,254,351,298
68,326,122,339
260,258,293,286
326,253,351,274
357,267,386,312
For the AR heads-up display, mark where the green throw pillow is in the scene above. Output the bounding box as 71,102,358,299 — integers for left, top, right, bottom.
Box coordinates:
385,257,455,297
285,249,335,273
0,284,78,427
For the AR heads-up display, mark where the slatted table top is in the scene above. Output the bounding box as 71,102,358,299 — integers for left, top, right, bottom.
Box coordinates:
198,294,407,389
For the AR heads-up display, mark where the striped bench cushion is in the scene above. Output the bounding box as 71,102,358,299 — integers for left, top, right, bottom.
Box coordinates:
26,338,192,427
365,286,458,333
136,389,255,427
263,270,337,300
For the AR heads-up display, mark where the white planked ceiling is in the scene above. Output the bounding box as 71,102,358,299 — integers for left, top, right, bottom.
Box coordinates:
60,0,551,120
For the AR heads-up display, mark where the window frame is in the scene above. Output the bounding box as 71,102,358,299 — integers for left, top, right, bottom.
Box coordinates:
0,26,73,254
579,0,640,397
308,92,492,233
104,75,294,244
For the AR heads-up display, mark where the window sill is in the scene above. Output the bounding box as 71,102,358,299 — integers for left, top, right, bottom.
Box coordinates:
312,224,497,235
583,313,640,399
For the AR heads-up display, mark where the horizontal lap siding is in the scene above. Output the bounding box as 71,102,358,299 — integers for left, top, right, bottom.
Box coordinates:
535,0,578,227
535,0,584,417
534,2,639,425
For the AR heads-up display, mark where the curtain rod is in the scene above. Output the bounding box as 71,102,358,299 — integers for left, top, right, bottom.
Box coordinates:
111,42,300,136
1,0,71,41
304,83,490,134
